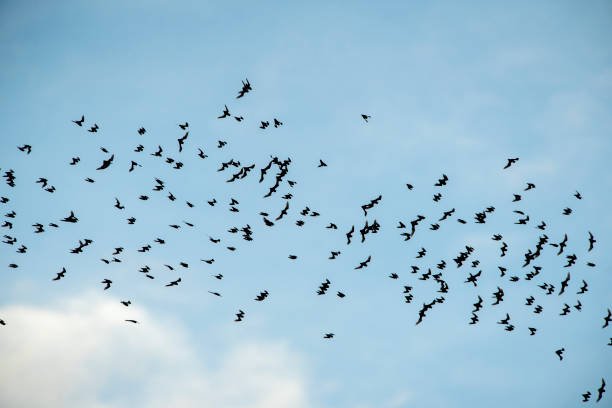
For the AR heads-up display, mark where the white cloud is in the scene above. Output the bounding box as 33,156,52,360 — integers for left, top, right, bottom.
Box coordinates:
0,294,311,408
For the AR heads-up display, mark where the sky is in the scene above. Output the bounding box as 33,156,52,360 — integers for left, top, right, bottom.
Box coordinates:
0,1,611,407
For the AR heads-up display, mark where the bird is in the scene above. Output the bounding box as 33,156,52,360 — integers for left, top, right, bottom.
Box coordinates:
318,159,327,167
218,105,230,118
88,124,99,132
524,183,536,191
236,78,251,98
504,157,519,169
125,319,139,324
603,309,611,328
121,300,131,307
574,191,582,200
52,267,66,281
96,154,114,170
137,127,146,135
72,115,85,126
128,161,141,172
361,114,371,122
559,273,570,295
60,211,78,223
588,231,596,251
235,310,245,322
597,378,606,402
324,333,334,339
273,118,283,128
101,279,112,290
166,278,181,287
555,348,565,360
178,122,188,130
354,255,371,269
528,327,537,336
178,132,188,152
17,144,32,154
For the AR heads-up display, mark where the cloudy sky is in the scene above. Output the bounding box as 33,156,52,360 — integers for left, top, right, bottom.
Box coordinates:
1,1,611,407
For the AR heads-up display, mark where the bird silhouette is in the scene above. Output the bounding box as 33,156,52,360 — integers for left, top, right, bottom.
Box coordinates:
96,154,114,170
72,115,85,126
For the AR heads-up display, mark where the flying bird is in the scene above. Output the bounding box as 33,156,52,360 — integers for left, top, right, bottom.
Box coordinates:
96,154,114,170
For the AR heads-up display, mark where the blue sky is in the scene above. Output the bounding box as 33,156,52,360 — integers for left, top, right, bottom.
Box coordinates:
0,1,611,407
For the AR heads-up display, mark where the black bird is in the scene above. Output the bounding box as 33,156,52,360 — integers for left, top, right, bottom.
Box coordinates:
588,231,596,251
85,178,95,183
88,124,99,132
235,310,245,322
125,319,139,324
254,291,269,301
361,114,371,122
236,78,251,98
434,174,448,187
582,391,591,402
504,157,519,169
198,148,207,159
524,183,536,191
52,267,66,281
465,270,482,287
121,300,131,307
346,225,354,244
96,154,114,170
18,144,32,154
134,145,144,152
151,145,163,157
577,280,588,294
528,327,537,336
603,309,611,328
101,279,112,290
337,292,345,298
69,157,80,165
218,105,230,118
497,313,511,325
324,333,334,339
234,116,243,122
273,118,283,128
217,140,227,148
354,255,371,269
574,191,582,200
208,291,221,297
72,115,84,126
597,378,606,402
559,273,570,295
166,278,181,287
512,194,521,202
178,122,188,130
555,348,565,360
318,159,327,167
469,313,479,325
128,161,141,172
178,132,188,152
137,127,146,135
61,211,78,223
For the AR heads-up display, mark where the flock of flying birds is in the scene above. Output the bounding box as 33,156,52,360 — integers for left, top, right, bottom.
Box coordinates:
1,77,610,403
